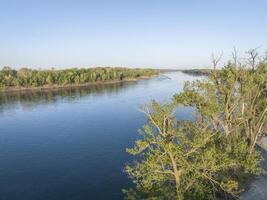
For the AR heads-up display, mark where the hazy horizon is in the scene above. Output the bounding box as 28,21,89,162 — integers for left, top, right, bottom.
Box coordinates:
1,0,267,69
0,65,211,70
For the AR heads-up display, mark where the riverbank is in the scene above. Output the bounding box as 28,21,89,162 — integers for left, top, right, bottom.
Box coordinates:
180,69,211,76
0,76,154,94
159,69,211,76
0,67,159,93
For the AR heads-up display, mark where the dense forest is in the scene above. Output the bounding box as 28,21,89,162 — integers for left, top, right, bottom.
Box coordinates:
0,67,158,90
125,50,267,199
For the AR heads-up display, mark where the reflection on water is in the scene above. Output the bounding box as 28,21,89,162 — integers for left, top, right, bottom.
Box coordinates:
0,82,136,113
0,72,199,200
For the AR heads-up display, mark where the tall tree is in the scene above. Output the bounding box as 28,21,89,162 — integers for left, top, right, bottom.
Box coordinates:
125,50,266,200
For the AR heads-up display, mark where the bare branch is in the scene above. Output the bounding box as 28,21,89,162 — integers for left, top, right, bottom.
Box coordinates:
232,47,238,67
246,48,260,70
211,52,223,69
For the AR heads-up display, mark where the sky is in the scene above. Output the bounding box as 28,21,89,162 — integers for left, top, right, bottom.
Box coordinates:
0,0,267,69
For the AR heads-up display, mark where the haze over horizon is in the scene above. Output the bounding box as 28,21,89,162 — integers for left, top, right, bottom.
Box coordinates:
1,0,267,69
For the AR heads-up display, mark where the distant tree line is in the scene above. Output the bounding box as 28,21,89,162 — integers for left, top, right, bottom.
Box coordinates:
181,69,212,76
125,49,267,199
0,67,158,89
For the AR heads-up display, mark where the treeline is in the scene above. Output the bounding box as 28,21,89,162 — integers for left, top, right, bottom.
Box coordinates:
0,67,158,90
181,69,212,76
125,50,267,199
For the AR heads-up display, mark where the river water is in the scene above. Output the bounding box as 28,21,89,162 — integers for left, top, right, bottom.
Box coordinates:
0,72,198,200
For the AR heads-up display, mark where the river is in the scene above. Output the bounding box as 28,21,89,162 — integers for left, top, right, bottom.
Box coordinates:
0,72,199,200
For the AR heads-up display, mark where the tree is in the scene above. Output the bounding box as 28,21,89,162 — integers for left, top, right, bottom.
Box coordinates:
124,101,261,200
174,53,266,153
246,48,259,71
125,50,265,200
0,67,159,90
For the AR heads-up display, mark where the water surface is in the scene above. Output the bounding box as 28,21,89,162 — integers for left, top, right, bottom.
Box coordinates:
0,72,198,200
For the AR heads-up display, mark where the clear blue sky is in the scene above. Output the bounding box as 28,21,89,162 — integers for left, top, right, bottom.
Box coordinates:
1,0,267,69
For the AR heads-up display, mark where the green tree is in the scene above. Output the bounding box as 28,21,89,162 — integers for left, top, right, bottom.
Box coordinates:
124,101,261,200
125,51,265,200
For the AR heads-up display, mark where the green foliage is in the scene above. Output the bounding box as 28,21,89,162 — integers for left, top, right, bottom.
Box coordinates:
0,67,158,89
174,62,266,151
125,53,266,199
125,102,262,199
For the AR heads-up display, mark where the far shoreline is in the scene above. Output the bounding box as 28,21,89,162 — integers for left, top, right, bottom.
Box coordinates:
0,75,155,94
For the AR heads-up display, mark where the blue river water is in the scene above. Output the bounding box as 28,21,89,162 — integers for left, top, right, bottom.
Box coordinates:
0,72,198,200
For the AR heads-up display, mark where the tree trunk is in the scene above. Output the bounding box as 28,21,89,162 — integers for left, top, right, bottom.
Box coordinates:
168,152,183,199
